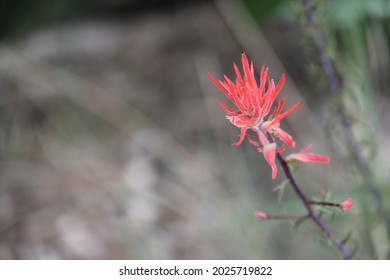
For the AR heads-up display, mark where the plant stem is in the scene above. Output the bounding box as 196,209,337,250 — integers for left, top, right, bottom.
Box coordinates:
265,132,352,259
301,0,390,257
309,201,340,207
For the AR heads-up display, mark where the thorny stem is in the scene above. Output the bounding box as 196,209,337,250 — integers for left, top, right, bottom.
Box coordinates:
301,0,390,256
265,132,352,259
309,201,340,207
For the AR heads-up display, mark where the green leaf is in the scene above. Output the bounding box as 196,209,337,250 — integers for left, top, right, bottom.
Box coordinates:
293,216,309,231
272,179,289,207
341,230,353,245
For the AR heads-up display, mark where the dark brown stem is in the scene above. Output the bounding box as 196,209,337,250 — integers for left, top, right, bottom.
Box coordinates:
309,201,340,207
265,132,352,259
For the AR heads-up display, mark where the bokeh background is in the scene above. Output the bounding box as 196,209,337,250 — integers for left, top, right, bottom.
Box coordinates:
1,0,390,259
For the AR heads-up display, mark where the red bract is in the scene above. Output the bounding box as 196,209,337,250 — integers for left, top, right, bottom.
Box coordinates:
254,211,267,220
208,53,300,178
340,196,354,212
285,144,330,163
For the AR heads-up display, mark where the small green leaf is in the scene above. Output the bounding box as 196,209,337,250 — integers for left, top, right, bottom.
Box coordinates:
293,216,309,231
341,230,353,245
272,179,289,207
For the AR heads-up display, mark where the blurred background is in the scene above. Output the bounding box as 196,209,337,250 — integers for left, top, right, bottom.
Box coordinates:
0,0,389,259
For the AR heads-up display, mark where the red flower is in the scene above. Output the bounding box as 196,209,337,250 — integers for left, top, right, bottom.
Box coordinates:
340,196,354,212
208,53,300,178
285,144,330,163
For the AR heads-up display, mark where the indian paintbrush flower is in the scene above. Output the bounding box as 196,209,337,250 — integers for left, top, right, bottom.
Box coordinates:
208,53,301,178
209,53,353,258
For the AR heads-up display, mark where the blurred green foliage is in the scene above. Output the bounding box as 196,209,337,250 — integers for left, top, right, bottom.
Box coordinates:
242,0,285,24
328,0,390,26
